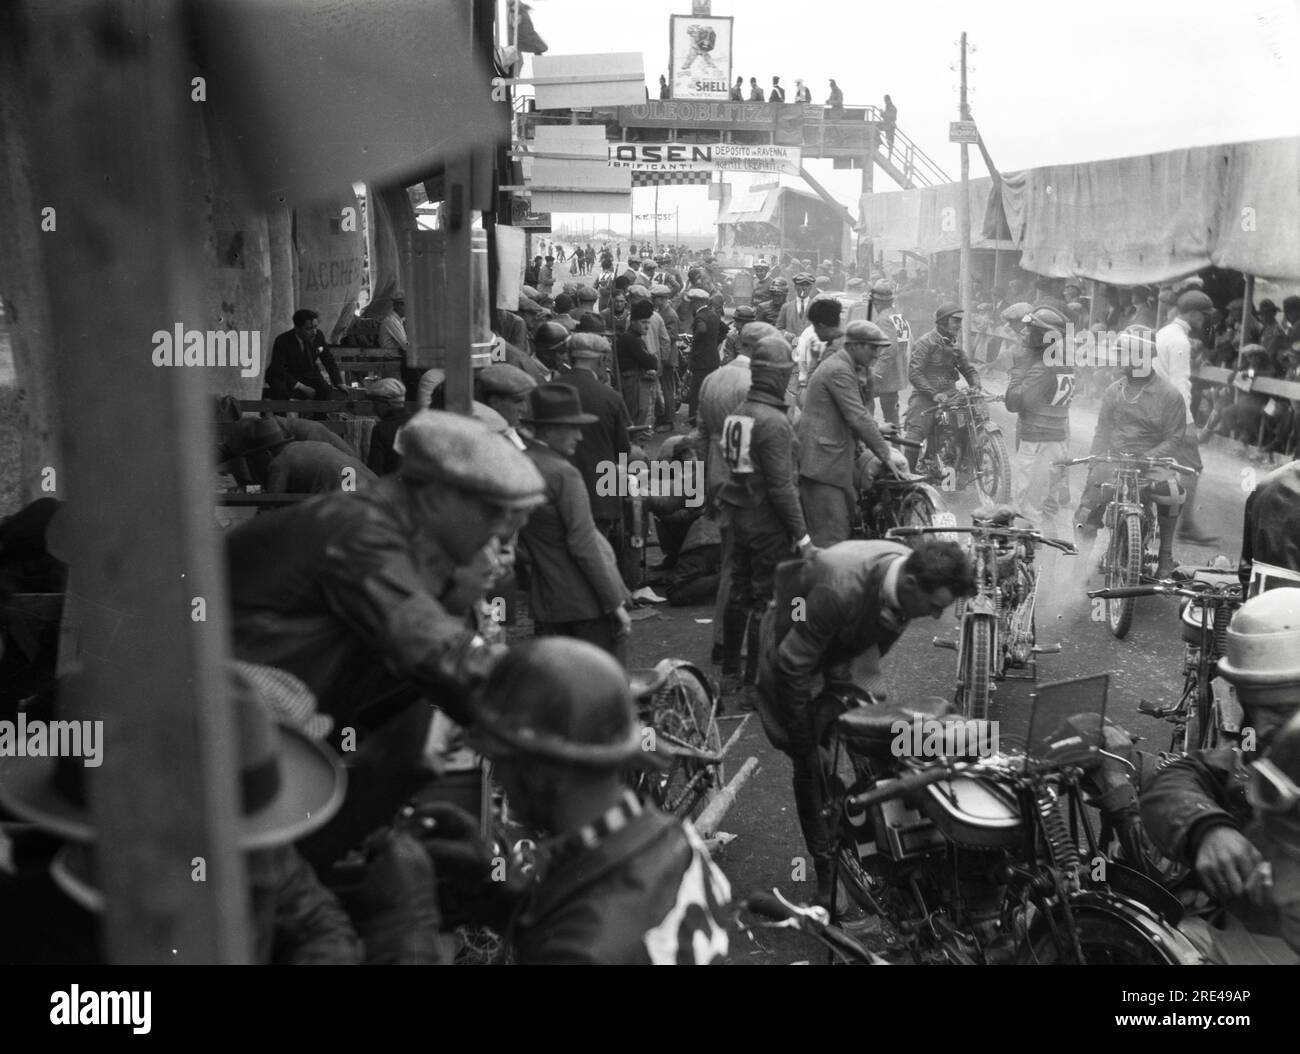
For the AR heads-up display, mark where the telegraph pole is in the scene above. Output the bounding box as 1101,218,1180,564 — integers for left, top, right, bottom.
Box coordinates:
959,31,972,356
654,181,660,252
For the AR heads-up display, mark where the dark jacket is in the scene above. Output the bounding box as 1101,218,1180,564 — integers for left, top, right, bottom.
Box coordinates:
1240,460,1300,585
226,477,496,727
908,327,978,397
1004,352,1074,443
717,388,806,542
564,367,632,523
868,309,911,394
279,417,359,457
265,440,378,495
365,410,413,476
1141,747,1290,940
690,306,722,373
760,540,912,710
266,328,342,395
511,806,729,964
796,347,892,489
518,438,629,624
1090,375,1187,461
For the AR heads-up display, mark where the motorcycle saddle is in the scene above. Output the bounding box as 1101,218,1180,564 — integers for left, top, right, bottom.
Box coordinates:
972,504,1020,527
834,695,952,747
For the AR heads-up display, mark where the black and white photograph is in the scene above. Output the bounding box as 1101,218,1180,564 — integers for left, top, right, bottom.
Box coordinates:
0,0,1298,1002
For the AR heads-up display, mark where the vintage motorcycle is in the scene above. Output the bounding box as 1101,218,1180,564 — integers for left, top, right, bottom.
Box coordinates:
821,675,1202,965
916,388,1012,506
889,515,1075,721
853,436,946,539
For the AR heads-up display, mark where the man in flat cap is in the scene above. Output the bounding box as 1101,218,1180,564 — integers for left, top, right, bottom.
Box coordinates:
225,411,546,857
365,377,413,476
474,362,538,451
518,384,632,661
564,334,633,548
651,284,681,429
686,287,722,426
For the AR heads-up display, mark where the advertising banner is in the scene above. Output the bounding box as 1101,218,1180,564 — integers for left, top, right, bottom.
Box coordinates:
669,14,733,101
608,142,801,175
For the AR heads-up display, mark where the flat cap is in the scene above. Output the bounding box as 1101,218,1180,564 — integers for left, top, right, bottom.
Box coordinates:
518,294,545,315
649,283,673,297
394,410,545,508
576,286,599,302
568,333,610,359
366,378,407,405
1176,290,1214,313
734,305,757,321
477,362,538,398
685,288,710,301
521,285,540,299
793,272,815,284
470,401,509,433
627,283,651,299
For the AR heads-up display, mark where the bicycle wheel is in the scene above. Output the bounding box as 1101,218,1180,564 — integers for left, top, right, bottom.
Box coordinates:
975,433,1013,506
895,486,937,528
648,664,723,819
960,617,994,720
1106,513,1143,639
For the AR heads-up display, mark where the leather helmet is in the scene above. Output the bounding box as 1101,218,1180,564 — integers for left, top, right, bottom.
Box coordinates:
935,302,964,323
749,334,795,370
1217,589,1300,694
868,280,896,301
1024,305,1071,332
470,639,651,767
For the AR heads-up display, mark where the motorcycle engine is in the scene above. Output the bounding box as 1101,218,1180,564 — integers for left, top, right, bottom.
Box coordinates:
936,848,1012,949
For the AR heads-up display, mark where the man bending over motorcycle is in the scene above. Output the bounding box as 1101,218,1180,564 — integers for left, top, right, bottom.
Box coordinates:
903,303,981,471
1073,328,1188,580
1141,589,1300,965
755,538,975,905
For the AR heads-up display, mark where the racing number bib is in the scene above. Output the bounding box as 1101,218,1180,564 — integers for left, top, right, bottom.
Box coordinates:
1051,372,1076,406
888,313,911,353
721,413,756,474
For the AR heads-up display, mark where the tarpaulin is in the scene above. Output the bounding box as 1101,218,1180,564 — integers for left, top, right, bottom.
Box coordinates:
1212,137,1300,280
858,177,1017,256
294,196,365,340
984,137,1300,283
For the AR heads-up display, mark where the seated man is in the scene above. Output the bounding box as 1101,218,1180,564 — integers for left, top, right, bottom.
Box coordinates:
756,538,975,904
468,638,731,964
645,436,720,606
1141,590,1300,965
1074,337,1189,579
266,309,342,401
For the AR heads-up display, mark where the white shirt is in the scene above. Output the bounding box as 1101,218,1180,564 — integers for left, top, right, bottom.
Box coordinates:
1154,318,1194,424
794,326,821,383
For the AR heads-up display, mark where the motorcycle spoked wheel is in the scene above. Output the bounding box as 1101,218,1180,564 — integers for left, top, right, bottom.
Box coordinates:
894,487,937,529
1106,513,1143,639
958,617,994,720
639,668,722,820
974,433,1013,506
1016,899,1202,965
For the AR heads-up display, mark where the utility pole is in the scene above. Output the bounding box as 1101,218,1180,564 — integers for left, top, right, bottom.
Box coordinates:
654,181,660,252
959,31,972,357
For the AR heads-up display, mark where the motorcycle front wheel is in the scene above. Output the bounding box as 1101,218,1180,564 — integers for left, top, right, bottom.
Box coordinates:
894,486,937,529
974,433,1012,506
1106,513,1143,639
1017,899,1203,965
959,617,994,720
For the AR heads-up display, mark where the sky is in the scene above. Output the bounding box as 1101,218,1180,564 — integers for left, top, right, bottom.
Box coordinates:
513,0,1300,233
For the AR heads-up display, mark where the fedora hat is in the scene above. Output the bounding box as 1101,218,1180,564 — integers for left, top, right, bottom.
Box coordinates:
232,416,293,458
0,665,346,849
524,383,598,425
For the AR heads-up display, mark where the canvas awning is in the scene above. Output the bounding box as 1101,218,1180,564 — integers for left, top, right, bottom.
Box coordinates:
859,176,1017,256
984,136,1300,283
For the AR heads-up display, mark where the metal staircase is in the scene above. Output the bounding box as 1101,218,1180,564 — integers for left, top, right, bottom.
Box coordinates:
860,105,951,190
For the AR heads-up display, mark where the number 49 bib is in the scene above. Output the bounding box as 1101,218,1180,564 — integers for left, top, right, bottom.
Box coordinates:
721,413,756,474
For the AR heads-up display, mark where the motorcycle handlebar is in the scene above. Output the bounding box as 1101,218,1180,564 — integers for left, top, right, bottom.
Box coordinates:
1087,585,1161,600
1089,581,1239,602
848,763,958,809
1052,454,1197,475
745,891,796,922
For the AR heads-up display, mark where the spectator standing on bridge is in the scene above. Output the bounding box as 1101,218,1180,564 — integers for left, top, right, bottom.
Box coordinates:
882,94,897,157
659,74,670,100
769,76,786,103
826,79,844,116
266,309,343,401
730,76,744,100
748,77,764,101
793,78,812,103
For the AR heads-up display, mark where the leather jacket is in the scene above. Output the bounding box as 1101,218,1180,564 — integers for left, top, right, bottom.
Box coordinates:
1240,460,1300,586
907,328,979,397
717,388,807,542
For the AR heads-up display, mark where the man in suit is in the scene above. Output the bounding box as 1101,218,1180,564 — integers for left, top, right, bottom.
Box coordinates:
776,272,817,342
563,333,633,550
865,280,911,427
797,320,904,547
756,538,975,904
266,309,343,400
518,384,631,661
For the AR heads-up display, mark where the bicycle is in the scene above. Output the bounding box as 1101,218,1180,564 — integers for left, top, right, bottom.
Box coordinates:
1054,454,1196,639
887,520,1076,720
1089,570,1244,753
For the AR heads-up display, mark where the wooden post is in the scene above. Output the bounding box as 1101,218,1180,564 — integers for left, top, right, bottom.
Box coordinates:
444,155,475,413
15,0,251,962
